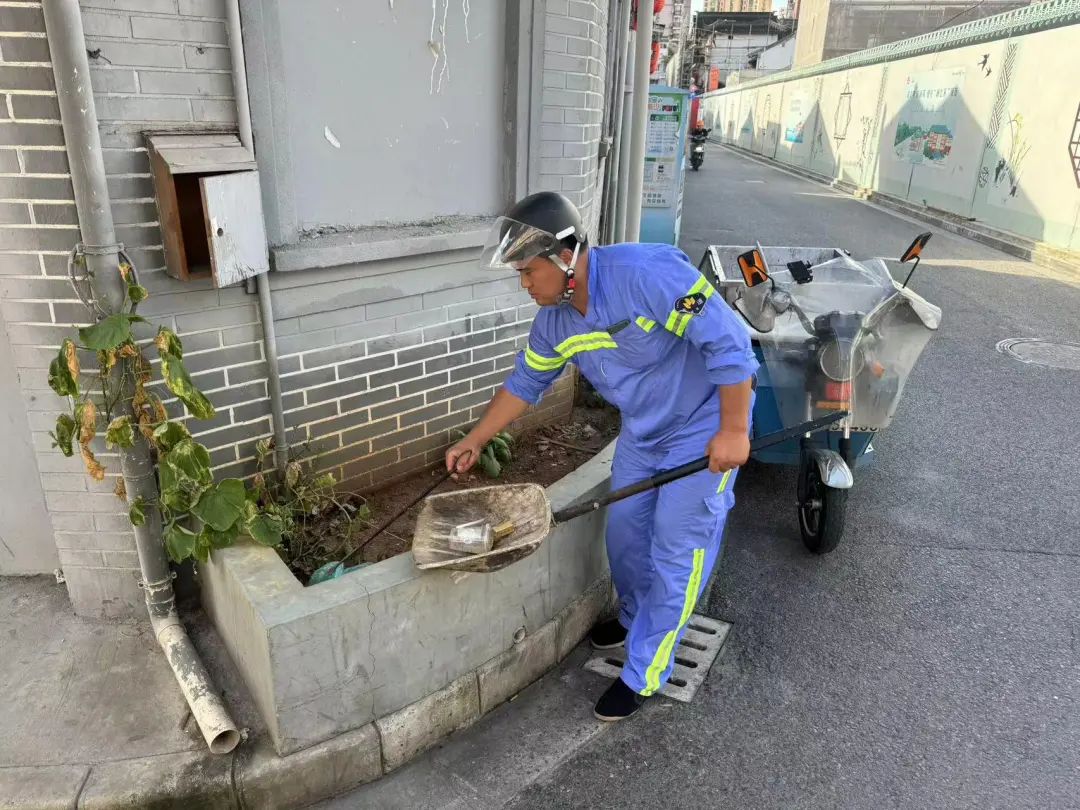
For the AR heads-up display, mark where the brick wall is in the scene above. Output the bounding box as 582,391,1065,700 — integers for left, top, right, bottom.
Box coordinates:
261,260,576,492
0,0,253,615
539,0,609,239
0,0,595,617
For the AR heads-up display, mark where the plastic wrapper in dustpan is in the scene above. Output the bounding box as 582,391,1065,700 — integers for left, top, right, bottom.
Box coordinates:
412,483,552,573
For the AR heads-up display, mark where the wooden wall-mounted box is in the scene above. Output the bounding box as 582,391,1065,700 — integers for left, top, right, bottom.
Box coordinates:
145,133,270,288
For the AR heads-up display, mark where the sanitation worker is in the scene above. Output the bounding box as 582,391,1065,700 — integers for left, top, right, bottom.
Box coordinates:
446,192,757,721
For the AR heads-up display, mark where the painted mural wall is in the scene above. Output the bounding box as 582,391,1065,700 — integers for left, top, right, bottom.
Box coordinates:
701,22,1080,252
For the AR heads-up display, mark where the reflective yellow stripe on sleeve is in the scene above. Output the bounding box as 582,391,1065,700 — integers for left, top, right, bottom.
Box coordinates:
554,331,617,360
524,346,565,372
642,547,706,696
635,316,657,333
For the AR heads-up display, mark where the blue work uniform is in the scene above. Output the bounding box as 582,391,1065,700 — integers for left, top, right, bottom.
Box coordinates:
503,243,759,696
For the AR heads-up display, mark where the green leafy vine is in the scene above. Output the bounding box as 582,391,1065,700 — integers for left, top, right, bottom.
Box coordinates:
47,259,284,564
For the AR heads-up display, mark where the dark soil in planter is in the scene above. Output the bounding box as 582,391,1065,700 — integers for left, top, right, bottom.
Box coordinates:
282,404,620,583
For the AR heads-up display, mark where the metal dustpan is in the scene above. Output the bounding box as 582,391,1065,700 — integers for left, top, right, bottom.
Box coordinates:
412,483,553,573
412,412,848,575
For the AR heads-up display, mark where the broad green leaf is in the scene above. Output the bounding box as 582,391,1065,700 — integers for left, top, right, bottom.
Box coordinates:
50,413,76,457
246,513,285,547
129,497,146,527
48,358,75,399
79,314,135,351
193,534,211,563
478,452,501,479
105,415,135,449
201,521,240,550
153,327,184,359
164,523,197,563
157,459,188,512
490,436,512,465
191,478,246,532
159,352,215,420
159,439,213,512
48,340,81,398
127,284,148,305
166,439,212,483
152,420,191,453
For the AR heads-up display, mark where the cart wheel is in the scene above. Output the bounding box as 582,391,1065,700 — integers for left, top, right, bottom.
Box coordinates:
797,461,847,554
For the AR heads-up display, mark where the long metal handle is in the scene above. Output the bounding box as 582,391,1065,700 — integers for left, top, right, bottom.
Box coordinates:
551,411,849,524
344,468,454,564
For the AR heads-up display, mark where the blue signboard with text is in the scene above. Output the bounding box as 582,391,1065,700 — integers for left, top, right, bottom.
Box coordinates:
639,86,690,245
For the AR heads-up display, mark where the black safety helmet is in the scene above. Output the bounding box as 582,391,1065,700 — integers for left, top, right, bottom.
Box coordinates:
479,192,587,272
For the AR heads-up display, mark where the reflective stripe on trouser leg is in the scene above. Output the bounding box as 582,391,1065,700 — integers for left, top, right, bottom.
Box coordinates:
619,459,736,695
605,436,658,629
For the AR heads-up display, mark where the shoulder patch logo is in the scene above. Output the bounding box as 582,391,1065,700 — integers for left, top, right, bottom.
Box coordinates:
675,292,707,315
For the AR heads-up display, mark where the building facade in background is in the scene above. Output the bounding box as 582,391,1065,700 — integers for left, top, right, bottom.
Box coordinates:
688,10,794,88
793,0,1038,66
0,0,615,616
704,0,772,12
655,0,694,85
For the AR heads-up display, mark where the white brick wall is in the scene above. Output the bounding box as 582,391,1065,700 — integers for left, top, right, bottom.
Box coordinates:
538,0,609,240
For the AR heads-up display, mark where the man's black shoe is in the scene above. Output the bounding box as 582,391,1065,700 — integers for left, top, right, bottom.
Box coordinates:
589,618,627,650
593,677,646,722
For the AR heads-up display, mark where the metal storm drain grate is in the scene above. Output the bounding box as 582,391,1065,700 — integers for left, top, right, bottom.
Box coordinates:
996,338,1080,372
583,615,731,703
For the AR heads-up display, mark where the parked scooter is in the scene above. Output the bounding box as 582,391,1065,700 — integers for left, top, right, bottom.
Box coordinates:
689,127,710,170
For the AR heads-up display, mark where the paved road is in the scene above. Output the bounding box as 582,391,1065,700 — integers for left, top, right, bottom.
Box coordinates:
505,146,1080,808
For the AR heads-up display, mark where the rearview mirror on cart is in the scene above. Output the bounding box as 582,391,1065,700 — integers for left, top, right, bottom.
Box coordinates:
899,231,933,289
900,232,932,263
737,248,770,287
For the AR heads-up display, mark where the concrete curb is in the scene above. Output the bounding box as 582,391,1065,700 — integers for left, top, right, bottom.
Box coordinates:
1,576,613,810
714,142,1080,279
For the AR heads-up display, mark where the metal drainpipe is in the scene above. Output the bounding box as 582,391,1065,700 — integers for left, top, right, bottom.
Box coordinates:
604,0,633,244
613,29,636,243
226,0,288,475
41,0,240,754
624,0,654,243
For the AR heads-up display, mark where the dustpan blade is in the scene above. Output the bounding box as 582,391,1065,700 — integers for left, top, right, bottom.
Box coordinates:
412,483,553,573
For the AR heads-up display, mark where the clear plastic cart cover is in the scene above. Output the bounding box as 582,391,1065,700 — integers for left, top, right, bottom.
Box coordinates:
753,254,940,432
479,217,561,271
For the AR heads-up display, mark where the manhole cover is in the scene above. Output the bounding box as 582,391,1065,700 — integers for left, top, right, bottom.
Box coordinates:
996,338,1080,371
582,614,730,703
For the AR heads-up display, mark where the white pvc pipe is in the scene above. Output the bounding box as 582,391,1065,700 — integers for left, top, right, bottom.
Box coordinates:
153,612,241,754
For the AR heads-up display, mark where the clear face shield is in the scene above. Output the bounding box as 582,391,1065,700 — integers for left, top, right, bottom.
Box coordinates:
479,217,562,272
479,217,580,301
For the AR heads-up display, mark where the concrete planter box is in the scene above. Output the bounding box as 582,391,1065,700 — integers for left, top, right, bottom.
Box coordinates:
202,442,615,758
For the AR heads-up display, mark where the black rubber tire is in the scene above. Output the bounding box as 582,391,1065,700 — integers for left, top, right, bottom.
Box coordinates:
798,462,847,554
